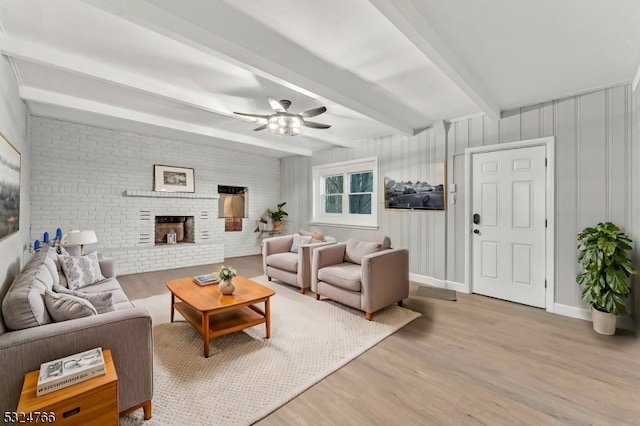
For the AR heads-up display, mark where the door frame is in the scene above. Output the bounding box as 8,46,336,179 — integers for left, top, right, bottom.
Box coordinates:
464,137,556,313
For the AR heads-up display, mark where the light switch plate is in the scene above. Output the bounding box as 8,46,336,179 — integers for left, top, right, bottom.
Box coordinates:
449,183,456,193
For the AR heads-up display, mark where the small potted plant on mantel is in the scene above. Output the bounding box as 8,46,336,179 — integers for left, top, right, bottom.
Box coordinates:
576,222,636,335
255,202,288,233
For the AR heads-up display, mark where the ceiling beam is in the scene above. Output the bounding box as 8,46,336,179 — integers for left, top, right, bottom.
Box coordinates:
368,0,501,121
20,86,313,156
81,0,421,135
0,35,353,149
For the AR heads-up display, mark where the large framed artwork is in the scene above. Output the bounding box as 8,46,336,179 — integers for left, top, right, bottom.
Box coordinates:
384,161,446,210
153,164,195,193
0,132,20,241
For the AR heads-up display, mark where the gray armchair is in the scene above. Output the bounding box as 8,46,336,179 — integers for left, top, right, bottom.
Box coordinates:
263,233,335,294
311,238,409,320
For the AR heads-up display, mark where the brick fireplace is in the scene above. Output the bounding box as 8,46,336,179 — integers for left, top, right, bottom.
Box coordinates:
155,216,194,244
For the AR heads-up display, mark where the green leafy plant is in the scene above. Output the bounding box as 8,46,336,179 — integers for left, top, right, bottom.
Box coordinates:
254,202,289,232
268,202,288,222
577,222,636,315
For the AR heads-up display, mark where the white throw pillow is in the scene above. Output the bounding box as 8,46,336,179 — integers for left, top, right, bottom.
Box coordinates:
290,234,312,254
58,252,106,290
44,290,97,322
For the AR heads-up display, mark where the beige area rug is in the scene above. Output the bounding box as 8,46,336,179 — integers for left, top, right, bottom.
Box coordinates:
119,276,420,426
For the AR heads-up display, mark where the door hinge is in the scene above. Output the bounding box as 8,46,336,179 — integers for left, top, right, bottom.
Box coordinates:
545,219,547,228
545,280,547,289
545,158,548,167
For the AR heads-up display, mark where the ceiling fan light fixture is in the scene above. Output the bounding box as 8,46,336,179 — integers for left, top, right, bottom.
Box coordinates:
235,98,329,135
267,113,305,136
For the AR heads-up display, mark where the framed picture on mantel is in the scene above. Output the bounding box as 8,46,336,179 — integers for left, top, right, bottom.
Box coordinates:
153,164,195,193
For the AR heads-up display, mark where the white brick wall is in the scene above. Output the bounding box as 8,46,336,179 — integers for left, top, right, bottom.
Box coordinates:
30,117,281,274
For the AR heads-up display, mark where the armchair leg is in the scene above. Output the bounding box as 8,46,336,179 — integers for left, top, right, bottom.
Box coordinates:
267,276,272,281
398,300,403,307
315,293,320,300
121,400,152,420
365,312,373,321
300,287,306,294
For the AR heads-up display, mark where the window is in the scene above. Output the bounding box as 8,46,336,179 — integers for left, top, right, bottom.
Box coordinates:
312,157,378,228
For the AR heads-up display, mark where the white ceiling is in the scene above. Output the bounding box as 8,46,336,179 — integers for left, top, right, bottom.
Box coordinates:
1,0,639,157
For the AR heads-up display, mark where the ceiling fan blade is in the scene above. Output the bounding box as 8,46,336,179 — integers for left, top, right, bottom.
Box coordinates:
304,121,331,129
300,106,327,118
267,97,286,112
233,112,270,119
253,124,268,131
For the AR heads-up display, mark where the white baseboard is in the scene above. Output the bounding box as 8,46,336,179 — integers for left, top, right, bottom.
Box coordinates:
553,303,634,331
553,303,591,321
409,274,466,292
409,273,445,288
445,280,467,293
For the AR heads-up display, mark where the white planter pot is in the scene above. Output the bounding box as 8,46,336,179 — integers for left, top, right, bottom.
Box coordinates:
591,306,616,335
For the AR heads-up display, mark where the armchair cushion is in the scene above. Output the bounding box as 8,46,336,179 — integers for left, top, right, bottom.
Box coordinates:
344,239,381,265
299,229,326,243
266,252,298,273
290,234,312,253
317,263,362,292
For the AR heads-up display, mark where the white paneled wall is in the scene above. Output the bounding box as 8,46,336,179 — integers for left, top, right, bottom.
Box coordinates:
282,85,637,324
633,85,640,338
447,85,633,312
29,117,281,274
282,123,448,284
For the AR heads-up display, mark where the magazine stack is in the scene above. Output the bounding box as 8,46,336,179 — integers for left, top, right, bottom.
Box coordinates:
37,347,106,396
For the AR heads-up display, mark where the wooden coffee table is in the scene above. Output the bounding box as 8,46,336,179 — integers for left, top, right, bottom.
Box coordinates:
166,276,275,358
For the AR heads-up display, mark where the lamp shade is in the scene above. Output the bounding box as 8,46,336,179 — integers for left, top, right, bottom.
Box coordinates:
61,230,98,246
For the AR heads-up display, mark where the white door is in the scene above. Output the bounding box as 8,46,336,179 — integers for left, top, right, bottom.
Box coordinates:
471,145,546,308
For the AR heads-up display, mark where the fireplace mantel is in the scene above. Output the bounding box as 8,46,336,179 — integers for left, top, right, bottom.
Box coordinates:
124,190,219,199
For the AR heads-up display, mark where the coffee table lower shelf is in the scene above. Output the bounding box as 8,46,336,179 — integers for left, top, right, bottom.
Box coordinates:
174,301,269,357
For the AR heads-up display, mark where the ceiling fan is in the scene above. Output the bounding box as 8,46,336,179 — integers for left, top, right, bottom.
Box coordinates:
234,97,331,136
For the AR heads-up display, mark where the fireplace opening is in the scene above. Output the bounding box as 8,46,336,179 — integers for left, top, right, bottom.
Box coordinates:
155,216,194,245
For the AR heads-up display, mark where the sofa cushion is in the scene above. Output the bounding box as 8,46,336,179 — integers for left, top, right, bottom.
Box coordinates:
344,239,381,265
44,290,97,322
290,234,312,254
42,256,60,286
1,250,54,330
53,284,115,314
318,263,362,292
73,278,133,310
267,252,298,273
59,252,106,290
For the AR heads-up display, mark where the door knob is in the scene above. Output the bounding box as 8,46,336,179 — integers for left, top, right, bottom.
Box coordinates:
473,229,480,234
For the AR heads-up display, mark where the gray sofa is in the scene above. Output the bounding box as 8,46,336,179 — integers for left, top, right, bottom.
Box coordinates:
0,246,153,419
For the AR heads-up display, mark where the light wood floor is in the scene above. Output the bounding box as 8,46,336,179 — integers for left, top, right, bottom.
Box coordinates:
118,255,640,425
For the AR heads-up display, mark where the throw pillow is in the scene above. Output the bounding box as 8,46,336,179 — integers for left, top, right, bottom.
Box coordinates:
44,290,97,322
58,252,106,291
53,284,115,314
290,234,312,254
344,238,382,265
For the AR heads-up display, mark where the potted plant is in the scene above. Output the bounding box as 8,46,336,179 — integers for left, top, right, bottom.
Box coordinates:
577,222,636,335
255,202,288,232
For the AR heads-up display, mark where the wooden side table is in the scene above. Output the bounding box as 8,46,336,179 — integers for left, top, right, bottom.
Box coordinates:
16,349,118,426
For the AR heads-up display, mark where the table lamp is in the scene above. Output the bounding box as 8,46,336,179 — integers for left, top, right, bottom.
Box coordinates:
61,230,97,255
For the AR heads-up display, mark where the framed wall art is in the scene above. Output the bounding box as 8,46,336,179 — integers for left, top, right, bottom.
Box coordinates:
153,164,195,193
384,161,445,211
0,132,21,241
